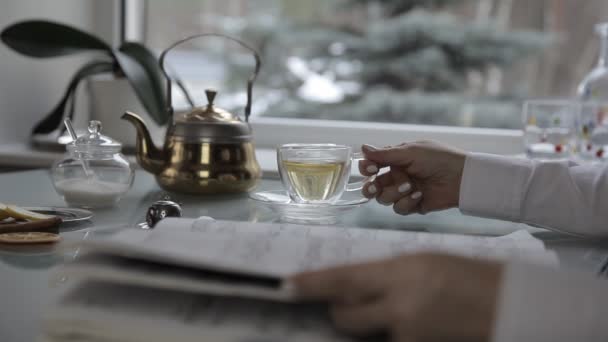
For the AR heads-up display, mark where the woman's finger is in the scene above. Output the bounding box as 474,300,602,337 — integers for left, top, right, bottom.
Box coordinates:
376,171,414,206
361,170,400,199
359,143,401,175
289,260,390,302
362,181,378,198
392,191,423,215
372,170,402,191
374,171,396,187
358,159,380,176
376,183,413,206
362,144,413,167
330,299,389,336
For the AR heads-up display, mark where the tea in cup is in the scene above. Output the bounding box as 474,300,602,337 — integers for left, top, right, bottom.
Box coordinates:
277,144,372,204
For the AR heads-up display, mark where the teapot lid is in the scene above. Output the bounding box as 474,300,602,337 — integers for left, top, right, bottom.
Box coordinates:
67,120,122,153
172,89,252,142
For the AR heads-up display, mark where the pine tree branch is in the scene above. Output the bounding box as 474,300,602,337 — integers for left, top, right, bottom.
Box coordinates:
271,26,366,58
358,46,465,90
343,0,465,15
366,9,549,67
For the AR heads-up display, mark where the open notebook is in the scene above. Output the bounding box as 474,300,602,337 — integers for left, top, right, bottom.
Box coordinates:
61,217,557,301
44,218,558,342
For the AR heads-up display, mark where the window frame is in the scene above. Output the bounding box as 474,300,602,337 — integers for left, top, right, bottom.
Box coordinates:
250,117,523,153
126,0,524,155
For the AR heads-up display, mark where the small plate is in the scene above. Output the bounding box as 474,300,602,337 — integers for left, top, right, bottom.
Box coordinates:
23,207,93,223
249,190,368,224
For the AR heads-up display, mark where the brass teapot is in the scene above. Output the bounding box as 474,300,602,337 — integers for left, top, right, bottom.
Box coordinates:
122,34,262,194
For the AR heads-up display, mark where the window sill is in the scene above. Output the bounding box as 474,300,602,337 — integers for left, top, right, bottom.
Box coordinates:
0,143,281,178
250,117,524,155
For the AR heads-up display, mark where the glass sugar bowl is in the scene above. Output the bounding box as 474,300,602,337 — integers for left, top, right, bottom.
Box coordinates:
51,120,134,208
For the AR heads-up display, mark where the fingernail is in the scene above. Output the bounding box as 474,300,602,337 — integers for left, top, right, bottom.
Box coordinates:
398,182,411,193
362,144,378,153
366,164,379,174
411,191,422,199
368,184,377,194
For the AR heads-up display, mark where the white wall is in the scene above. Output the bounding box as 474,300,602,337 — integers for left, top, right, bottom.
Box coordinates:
0,0,116,144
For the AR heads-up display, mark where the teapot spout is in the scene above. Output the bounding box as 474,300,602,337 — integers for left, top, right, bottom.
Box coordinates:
121,111,165,174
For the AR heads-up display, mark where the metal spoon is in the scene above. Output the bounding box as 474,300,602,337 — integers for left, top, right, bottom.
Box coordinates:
64,118,95,178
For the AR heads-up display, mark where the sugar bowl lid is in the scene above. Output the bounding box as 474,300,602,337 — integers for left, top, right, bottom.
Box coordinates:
67,120,122,153
171,89,252,142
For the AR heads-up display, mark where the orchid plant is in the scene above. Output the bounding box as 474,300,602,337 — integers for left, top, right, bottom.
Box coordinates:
1,20,192,135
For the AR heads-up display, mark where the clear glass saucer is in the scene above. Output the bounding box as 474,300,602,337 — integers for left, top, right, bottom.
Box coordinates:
249,190,369,224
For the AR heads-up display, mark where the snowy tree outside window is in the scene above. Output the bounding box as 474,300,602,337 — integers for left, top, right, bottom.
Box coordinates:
143,0,608,129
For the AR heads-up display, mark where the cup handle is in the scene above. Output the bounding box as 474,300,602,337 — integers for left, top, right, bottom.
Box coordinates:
346,152,376,192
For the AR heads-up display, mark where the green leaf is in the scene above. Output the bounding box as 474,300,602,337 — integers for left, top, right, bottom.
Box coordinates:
1,20,111,58
32,60,114,134
118,42,167,109
113,46,168,125
119,42,195,116
2,21,170,125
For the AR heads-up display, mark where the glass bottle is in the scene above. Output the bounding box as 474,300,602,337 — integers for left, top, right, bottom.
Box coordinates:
578,23,608,100
577,23,608,163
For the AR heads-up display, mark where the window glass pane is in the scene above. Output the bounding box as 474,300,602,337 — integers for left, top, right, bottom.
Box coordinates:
144,0,608,129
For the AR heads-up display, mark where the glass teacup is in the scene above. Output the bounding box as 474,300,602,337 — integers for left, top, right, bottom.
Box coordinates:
277,144,371,204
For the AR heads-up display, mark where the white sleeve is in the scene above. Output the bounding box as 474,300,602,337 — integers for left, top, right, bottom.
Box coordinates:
459,153,608,237
493,262,608,342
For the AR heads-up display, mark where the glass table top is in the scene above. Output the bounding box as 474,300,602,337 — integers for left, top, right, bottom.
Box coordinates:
1,170,607,341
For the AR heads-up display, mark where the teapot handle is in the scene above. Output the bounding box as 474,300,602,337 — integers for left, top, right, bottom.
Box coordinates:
158,33,262,122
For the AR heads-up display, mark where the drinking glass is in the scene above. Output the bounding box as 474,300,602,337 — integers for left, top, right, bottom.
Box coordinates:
277,144,372,204
578,101,608,163
523,100,577,160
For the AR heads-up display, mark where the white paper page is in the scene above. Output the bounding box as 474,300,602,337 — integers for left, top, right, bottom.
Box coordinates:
64,252,293,301
185,219,557,266
79,219,557,280
45,281,349,342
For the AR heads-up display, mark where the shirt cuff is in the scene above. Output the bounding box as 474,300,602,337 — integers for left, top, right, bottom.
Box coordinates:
493,262,608,342
459,153,533,222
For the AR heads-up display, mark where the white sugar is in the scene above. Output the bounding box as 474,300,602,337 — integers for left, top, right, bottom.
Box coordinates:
54,179,130,208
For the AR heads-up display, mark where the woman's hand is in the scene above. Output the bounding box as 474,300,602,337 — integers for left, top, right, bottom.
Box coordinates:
290,253,503,342
359,141,466,215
